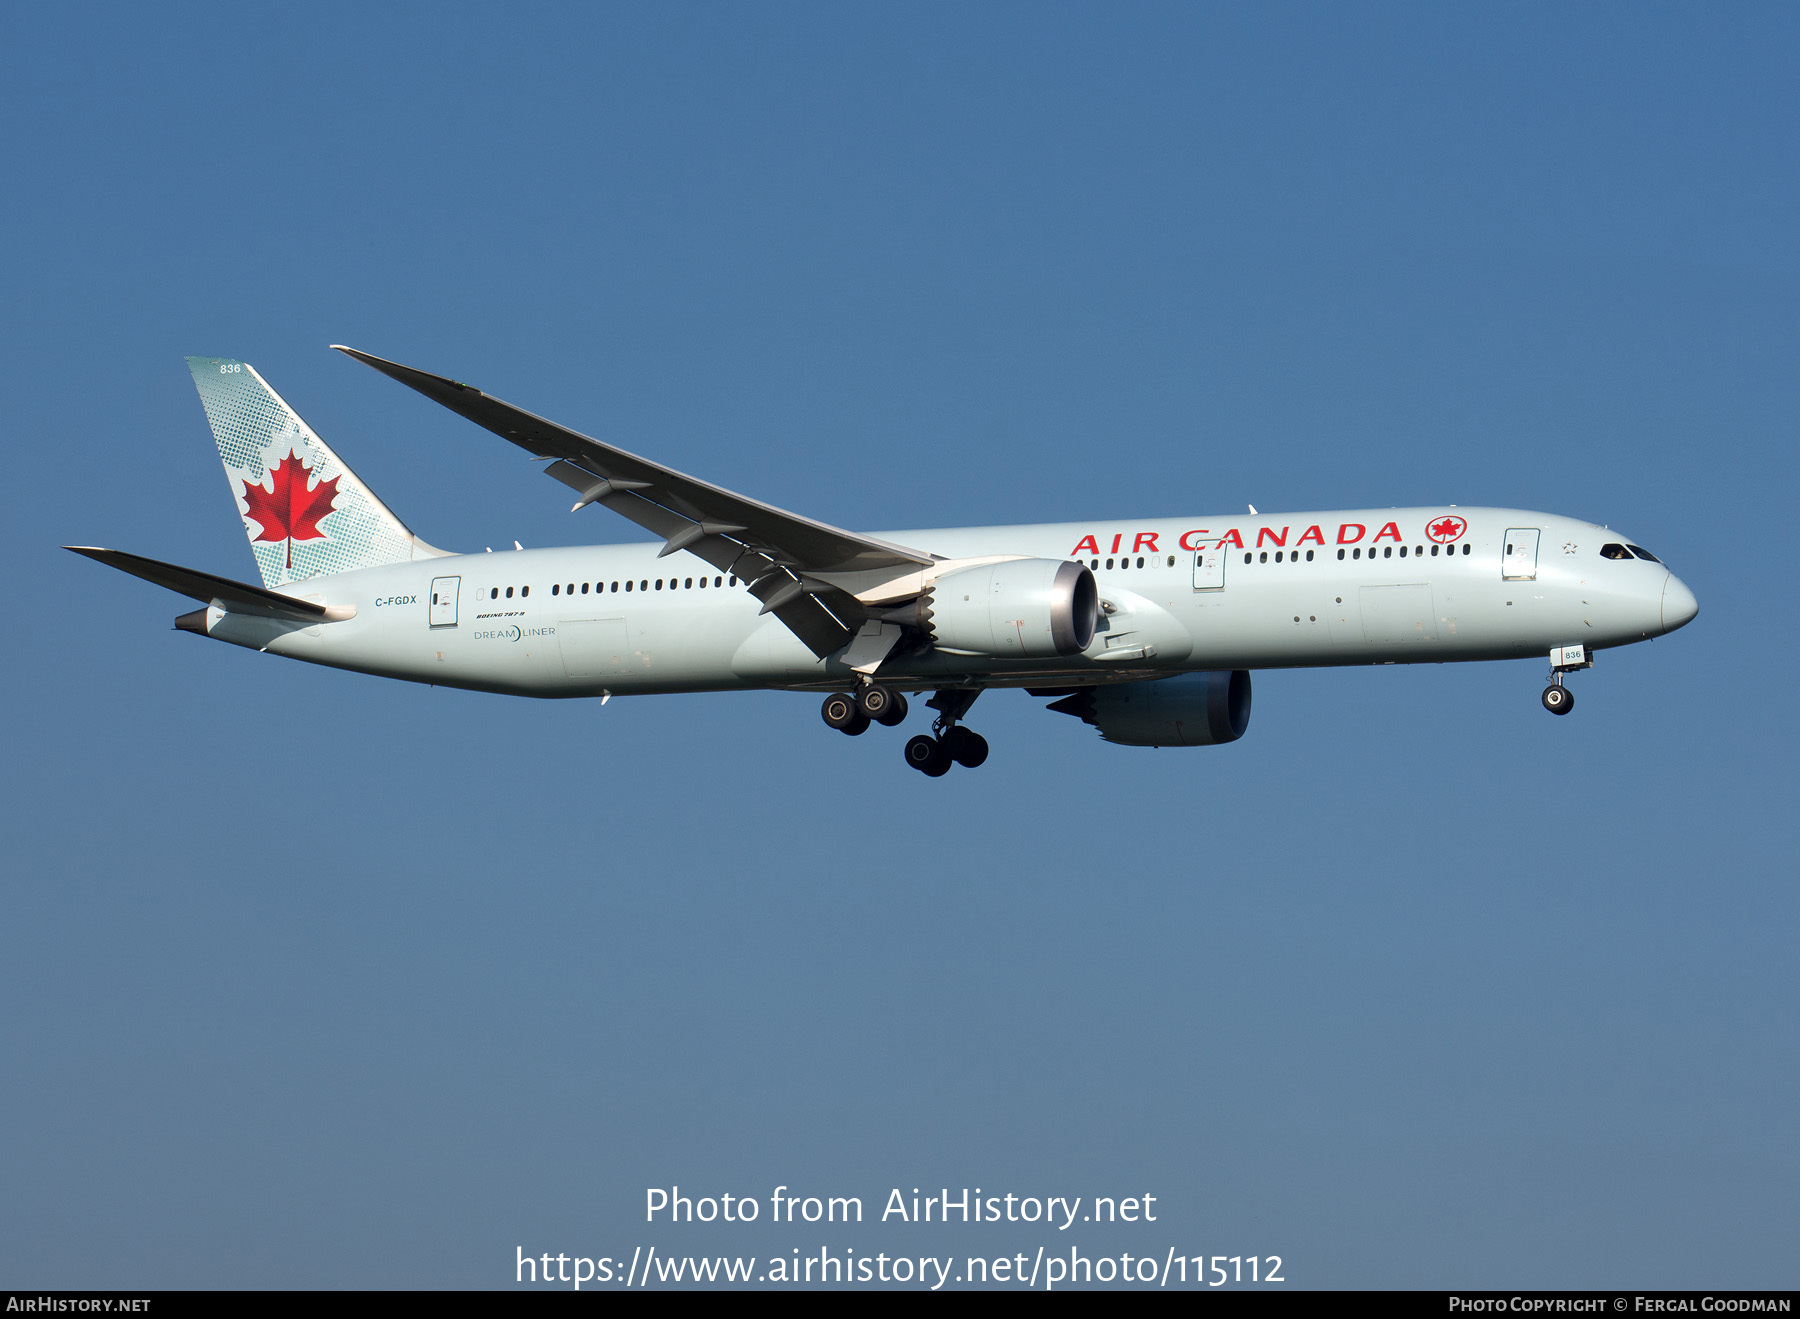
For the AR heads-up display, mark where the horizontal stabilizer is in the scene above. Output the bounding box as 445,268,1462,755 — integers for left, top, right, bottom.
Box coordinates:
65,547,337,622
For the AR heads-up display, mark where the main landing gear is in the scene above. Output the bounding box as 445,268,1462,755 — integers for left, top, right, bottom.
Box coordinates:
820,686,908,735
903,689,988,776
1541,644,1593,717
818,685,990,775
903,725,990,777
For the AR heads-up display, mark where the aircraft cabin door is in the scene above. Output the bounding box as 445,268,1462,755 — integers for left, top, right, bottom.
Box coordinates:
1192,546,1225,590
429,576,460,627
1501,530,1540,581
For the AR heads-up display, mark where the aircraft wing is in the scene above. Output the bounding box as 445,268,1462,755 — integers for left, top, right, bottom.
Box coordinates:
65,547,335,623
333,346,935,657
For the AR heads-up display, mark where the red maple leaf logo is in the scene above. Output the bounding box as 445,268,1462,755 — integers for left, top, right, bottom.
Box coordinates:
241,451,340,568
1427,515,1467,544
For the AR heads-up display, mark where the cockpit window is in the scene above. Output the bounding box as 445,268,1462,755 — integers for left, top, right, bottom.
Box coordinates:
1628,545,1660,563
1600,543,1632,560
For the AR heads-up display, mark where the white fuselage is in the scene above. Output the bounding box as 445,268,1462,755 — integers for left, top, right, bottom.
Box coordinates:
201,507,1695,697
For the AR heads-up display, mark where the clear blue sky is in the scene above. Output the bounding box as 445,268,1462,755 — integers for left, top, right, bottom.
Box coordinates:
2,2,1795,1289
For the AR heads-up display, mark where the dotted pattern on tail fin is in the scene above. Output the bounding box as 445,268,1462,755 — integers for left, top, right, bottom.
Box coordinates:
188,357,425,589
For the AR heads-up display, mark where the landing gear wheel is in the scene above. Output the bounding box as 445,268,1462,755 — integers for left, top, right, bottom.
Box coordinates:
874,691,909,727
1541,684,1574,716
904,734,952,776
857,685,894,722
940,726,989,768
822,692,859,731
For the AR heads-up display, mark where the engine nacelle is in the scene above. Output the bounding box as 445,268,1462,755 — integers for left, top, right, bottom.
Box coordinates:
1048,670,1252,747
907,559,1098,659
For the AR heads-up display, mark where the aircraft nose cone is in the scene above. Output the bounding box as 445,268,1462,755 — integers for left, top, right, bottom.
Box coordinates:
1662,574,1698,634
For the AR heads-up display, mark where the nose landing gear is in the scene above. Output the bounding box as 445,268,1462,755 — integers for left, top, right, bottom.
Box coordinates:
1541,644,1592,716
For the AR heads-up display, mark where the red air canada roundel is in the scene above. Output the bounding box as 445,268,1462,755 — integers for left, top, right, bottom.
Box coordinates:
1426,514,1467,544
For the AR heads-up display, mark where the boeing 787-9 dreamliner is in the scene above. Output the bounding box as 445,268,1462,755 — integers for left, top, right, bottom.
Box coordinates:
70,350,1698,776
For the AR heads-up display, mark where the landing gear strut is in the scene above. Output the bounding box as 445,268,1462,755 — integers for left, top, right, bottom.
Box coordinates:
1541,644,1591,717
902,689,989,775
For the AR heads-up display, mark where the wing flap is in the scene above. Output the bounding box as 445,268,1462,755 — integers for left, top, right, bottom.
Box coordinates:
768,590,862,658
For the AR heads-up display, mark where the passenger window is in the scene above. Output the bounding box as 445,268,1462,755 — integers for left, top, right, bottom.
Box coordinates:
490,587,498,599
1352,548,1360,559
1136,556,1144,568
1337,549,1345,560
1243,553,1252,565
1600,544,1632,560
1430,545,1439,556
1383,547,1392,559
1166,555,1175,566
1628,545,1660,562
1105,558,1114,569
505,586,514,598
1306,550,1314,561
715,576,723,587
685,577,693,589
521,586,529,597
1091,559,1099,569
1399,546,1407,557
1462,544,1470,555
625,581,633,592
581,582,589,594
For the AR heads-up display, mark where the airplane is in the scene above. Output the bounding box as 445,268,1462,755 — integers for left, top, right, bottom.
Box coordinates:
69,350,1699,776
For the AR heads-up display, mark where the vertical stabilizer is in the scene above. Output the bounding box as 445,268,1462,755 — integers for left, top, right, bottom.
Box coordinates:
187,357,444,588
